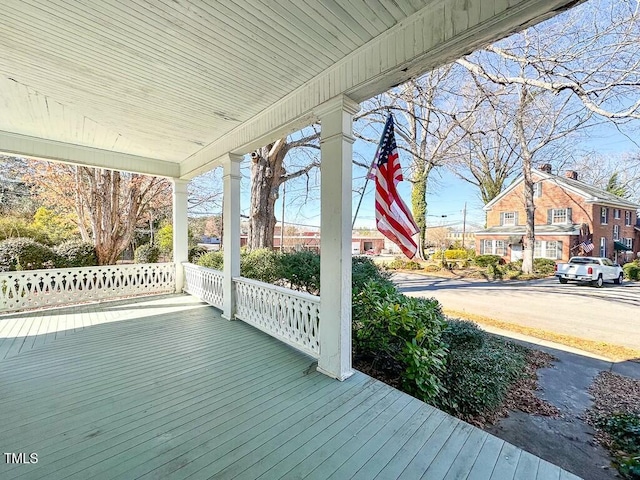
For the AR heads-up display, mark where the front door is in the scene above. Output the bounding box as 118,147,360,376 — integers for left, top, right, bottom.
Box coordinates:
511,244,523,262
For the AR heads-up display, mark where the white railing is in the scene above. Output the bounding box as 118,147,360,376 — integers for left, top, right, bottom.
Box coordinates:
0,263,176,313
234,276,320,359
182,263,224,309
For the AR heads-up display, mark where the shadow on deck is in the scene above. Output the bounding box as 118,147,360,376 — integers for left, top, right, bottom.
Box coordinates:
0,295,579,479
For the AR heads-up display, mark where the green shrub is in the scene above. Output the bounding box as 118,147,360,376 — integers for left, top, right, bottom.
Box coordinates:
441,320,485,351
505,260,522,272
196,251,224,270
444,249,469,260
424,264,441,273
134,243,160,263
623,262,640,281
352,280,447,403
387,257,422,270
54,240,97,267
0,237,59,271
474,255,503,267
352,256,393,294
240,248,281,284
600,413,640,478
487,263,503,279
279,250,321,294
436,327,528,419
533,258,556,276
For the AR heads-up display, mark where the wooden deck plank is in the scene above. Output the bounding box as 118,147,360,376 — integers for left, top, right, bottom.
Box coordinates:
233,376,388,480
536,459,562,480
324,398,423,479
252,377,393,480
350,405,436,480
373,408,450,479
442,428,489,480
397,419,465,479
514,450,541,480
490,441,522,480
285,393,414,479
466,433,506,480
0,295,578,480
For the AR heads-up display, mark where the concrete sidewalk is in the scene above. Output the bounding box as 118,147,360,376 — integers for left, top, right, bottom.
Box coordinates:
483,325,639,480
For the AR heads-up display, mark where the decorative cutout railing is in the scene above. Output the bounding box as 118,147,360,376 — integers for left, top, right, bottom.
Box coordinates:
182,263,224,310
0,263,176,313
234,276,320,359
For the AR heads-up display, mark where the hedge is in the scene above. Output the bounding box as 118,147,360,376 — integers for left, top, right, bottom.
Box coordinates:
0,237,59,271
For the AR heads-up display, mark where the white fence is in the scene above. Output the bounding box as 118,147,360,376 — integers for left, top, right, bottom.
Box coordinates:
234,276,320,359
182,263,224,310
0,263,176,313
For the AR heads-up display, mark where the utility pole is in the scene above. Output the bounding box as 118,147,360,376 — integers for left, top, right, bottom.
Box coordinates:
280,183,285,252
461,202,467,249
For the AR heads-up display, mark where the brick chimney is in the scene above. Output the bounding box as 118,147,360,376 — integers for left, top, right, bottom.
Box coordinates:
565,170,578,180
538,164,552,174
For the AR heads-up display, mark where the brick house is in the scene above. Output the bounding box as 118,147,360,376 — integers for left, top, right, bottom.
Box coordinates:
476,165,640,264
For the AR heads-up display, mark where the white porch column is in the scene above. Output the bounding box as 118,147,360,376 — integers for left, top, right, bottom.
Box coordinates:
172,179,189,293
316,95,359,380
222,153,243,320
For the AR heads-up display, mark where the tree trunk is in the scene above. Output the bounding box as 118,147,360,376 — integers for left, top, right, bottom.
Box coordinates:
411,170,427,259
516,88,535,275
248,143,287,250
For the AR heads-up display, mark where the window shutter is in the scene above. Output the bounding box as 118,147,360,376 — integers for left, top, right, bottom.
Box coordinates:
557,241,563,259
514,212,519,225
500,213,504,226
567,208,572,224
547,209,552,224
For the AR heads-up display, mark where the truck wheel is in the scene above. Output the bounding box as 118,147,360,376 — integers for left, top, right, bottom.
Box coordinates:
613,273,623,285
559,278,568,284
593,275,604,288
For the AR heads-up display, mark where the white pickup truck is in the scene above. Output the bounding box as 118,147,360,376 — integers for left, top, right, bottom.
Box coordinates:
554,256,624,287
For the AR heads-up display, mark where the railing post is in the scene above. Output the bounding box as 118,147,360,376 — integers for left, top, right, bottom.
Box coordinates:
222,153,243,320
316,95,359,381
172,179,189,293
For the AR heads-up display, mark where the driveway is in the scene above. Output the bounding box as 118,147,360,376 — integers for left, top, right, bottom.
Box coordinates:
393,273,640,351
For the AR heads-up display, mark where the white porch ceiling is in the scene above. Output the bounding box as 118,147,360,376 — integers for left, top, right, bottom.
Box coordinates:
0,0,580,179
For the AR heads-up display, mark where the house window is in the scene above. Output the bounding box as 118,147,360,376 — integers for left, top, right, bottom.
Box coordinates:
600,237,606,257
533,241,542,258
533,182,542,198
614,209,621,219
625,211,632,226
503,212,516,226
481,240,506,256
624,238,633,250
613,225,620,241
532,240,563,259
601,207,608,225
552,209,568,224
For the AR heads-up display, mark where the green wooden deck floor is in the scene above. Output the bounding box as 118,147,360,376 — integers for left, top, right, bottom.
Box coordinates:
0,295,581,479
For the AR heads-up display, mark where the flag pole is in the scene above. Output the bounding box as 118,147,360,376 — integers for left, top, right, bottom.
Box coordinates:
351,159,376,230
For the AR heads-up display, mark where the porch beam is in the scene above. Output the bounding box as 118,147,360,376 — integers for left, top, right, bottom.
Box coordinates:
317,95,359,381
172,179,189,293
222,153,243,320
0,130,179,178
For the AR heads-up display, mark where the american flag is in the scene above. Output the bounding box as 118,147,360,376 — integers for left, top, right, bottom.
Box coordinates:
374,114,419,259
579,240,595,253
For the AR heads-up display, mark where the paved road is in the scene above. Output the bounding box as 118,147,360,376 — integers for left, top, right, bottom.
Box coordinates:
393,272,640,351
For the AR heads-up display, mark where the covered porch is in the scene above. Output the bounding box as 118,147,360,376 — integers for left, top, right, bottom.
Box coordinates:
0,295,577,479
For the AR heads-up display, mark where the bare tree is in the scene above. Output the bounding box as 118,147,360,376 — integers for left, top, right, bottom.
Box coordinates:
27,162,171,265
455,0,640,272
356,68,471,258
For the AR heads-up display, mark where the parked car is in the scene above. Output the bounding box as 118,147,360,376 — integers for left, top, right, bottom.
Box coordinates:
554,257,624,287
